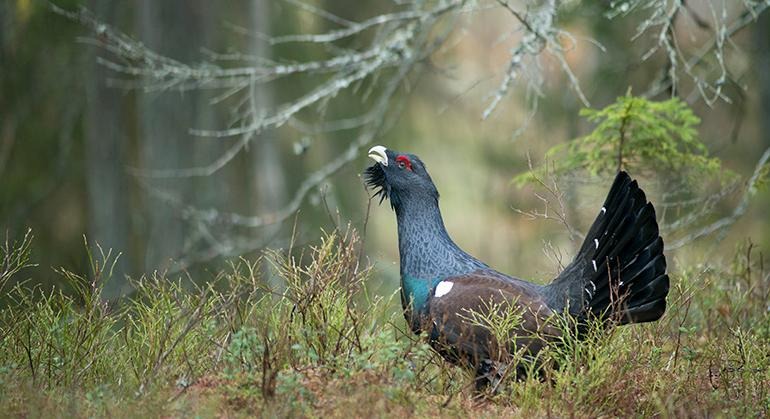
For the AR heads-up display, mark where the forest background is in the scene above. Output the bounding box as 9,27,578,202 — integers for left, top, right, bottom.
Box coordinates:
2,1,770,416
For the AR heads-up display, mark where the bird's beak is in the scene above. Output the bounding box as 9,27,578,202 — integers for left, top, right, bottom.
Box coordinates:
368,145,388,166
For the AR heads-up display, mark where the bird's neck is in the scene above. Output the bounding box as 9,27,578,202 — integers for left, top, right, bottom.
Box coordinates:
394,196,485,312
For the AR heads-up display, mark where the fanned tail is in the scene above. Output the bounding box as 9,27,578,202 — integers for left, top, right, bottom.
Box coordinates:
545,171,669,325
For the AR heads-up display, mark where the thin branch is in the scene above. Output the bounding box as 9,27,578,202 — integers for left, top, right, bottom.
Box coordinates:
667,147,770,249
639,1,770,102
280,0,355,28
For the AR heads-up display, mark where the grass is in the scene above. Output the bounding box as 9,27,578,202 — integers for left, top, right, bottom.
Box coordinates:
0,227,769,417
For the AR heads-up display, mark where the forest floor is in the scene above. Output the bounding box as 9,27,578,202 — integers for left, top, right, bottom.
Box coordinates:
1,229,769,418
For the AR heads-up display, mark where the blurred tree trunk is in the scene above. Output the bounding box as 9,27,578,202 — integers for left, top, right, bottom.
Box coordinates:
755,11,770,243
85,0,131,299
757,12,770,148
136,1,280,270
137,1,214,271
249,0,286,220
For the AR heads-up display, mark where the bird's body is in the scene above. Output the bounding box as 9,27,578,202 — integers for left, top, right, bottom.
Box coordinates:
365,145,669,388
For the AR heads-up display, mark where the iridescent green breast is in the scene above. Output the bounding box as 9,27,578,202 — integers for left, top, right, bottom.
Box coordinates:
401,275,443,314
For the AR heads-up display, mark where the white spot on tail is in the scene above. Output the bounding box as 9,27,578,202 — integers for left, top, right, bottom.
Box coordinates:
592,260,597,272
434,281,454,298
585,280,596,299
601,206,607,214
594,238,599,249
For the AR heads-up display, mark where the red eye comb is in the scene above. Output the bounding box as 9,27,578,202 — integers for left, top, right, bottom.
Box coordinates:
395,155,412,171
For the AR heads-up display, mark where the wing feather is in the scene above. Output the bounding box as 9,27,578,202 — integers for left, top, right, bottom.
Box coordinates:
425,271,560,367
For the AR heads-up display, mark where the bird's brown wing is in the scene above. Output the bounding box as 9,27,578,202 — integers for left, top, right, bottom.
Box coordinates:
426,271,561,368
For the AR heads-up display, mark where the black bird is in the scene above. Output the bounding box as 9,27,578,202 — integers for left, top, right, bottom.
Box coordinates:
364,145,669,389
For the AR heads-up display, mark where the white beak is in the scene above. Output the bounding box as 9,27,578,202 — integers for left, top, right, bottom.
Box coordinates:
367,145,388,166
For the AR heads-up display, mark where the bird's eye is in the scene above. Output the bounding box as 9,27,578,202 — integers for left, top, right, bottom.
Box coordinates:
395,155,412,171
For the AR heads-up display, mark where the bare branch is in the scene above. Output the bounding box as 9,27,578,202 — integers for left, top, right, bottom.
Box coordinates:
484,0,592,121
667,147,770,249
630,0,770,103
512,154,581,243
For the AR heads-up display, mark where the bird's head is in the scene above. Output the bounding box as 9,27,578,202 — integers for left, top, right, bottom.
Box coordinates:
364,145,439,210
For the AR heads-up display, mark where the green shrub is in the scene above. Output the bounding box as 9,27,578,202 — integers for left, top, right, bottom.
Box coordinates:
515,92,736,187
0,228,768,416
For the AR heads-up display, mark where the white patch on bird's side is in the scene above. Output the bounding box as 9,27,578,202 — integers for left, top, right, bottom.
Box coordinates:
594,238,599,249
600,206,607,215
434,281,454,298
592,259,598,272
